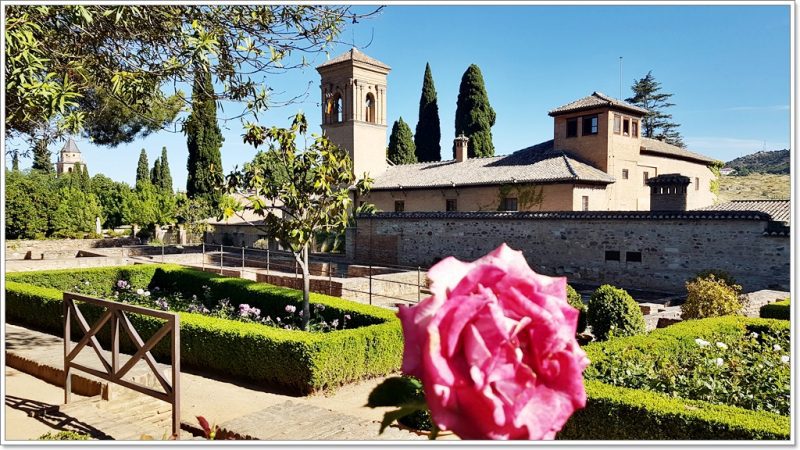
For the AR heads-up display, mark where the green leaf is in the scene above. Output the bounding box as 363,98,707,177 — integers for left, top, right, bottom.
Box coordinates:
366,376,424,408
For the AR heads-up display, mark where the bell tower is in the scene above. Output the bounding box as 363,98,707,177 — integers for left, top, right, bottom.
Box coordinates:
316,48,391,180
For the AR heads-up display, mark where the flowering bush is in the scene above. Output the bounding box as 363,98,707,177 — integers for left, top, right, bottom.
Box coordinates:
370,244,588,440
585,327,790,415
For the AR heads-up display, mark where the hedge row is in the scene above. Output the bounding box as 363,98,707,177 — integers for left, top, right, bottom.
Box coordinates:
6,265,403,394
760,299,790,321
557,316,790,440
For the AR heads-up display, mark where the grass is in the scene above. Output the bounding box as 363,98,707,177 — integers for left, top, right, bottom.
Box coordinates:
717,173,790,203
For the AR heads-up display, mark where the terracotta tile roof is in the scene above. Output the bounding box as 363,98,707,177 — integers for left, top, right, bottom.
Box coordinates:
359,210,775,222
640,137,720,164
370,140,615,190
316,48,390,71
694,200,790,224
548,91,649,116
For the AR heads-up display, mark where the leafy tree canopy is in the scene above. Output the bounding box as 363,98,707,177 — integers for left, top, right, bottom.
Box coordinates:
388,117,417,165
626,71,685,148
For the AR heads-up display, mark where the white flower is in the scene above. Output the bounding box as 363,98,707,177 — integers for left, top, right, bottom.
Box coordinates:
695,338,710,347
143,291,151,297
715,342,728,350
773,344,782,351
136,288,144,295
715,358,724,367
749,332,759,339
781,355,790,364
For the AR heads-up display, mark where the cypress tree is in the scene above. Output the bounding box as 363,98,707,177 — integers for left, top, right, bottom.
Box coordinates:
32,139,53,173
151,157,162,186
80,163,91,191
387,118,417,165
159,146,173,192
414,63,441,162
11,150,19,171
185,62,224,207
136,148,149,186
453,64,496,158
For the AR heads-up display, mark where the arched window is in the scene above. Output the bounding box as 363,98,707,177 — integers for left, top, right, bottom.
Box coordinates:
326,92,343,123
336,95,343,123
365,93,376,123
68,167,73,173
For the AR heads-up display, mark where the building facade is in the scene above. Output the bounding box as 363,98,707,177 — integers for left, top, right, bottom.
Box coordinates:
316,49,720,213
55,138,85,176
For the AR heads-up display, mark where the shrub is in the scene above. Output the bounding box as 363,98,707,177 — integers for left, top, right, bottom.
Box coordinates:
566,284,587,333
760,299,790,320
682,275,742,320
558,316,791,440
38,431,92,440
692,269,738,287
6,265,402,394
587,285,645,341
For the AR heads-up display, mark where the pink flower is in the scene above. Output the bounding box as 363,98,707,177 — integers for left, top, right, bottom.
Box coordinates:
397,244,589,440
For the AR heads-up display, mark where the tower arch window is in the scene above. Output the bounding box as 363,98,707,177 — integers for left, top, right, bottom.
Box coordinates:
326,92,343,123
365,93,376,123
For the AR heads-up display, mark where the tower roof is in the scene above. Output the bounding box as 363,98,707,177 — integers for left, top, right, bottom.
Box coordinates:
60,137,81,154
316,48,391,71
548,91,649,117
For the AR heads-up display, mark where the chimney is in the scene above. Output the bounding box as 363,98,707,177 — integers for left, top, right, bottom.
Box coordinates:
454,134,469,162
646,173,691,211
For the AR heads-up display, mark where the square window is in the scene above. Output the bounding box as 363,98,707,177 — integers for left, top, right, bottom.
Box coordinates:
566,118,578,138
623,118,630,136
695,177,700,191
446,199,458,211
581,196,589,211
622,169,629,180
613,115,621,134
582,115,598,135
626,251,642,263
632,120,639,138
502,197,518,211
605,251,620,261
643,171,650,186
394,201,404,212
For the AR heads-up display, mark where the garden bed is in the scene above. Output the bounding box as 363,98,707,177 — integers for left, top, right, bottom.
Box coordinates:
557,316,790,440
5,264,403,394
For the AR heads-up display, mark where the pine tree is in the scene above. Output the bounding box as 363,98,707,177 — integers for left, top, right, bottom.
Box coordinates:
185,62,224,208
32,139,53,173
414,63,441,162
159,147,173,192
626,71,685,148
80,163,91,191
151,157,162,186
453,64,496,159
387,118,417,165
11,150,19,171
136,148,149,186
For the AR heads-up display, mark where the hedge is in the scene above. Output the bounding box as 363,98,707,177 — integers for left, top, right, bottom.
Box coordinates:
760,299,790,321
6,265,402,394
557,316,790,440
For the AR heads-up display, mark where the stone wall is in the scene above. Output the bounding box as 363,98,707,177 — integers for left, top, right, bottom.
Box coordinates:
349,213,790,293
6,238,139,260
5,256,131,273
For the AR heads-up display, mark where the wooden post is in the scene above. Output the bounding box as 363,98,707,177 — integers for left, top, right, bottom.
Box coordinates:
64,298,72,404
220,244,224,274
201,242,205,270
171,314,181,439
242,246,245,270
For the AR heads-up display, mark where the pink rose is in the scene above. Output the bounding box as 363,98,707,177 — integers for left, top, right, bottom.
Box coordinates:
397,244,589,440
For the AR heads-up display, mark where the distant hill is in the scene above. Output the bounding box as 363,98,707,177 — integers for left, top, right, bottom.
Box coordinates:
718,173,790,202
725,149,790,175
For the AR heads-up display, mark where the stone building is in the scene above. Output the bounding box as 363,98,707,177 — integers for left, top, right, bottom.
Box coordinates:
316,49,720,213
55,137,85,176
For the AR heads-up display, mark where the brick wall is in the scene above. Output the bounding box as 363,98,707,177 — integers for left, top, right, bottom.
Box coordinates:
349,214,789,293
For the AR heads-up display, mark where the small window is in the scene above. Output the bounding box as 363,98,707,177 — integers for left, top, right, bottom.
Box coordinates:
566,118,578,138
605,251,620,261
626,251,642,263
695,177,700,191
582,115,598,135
365,93,376,123
394,201,404,212
632,120,639,138
446,199,458,212
613,115,621,134
622,169,629,180
502,197,518,211
623,118,630,136
581,196,589,211
643,171,650,186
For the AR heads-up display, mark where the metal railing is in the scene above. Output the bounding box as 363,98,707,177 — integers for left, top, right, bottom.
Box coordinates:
120,242,432,308
63,292,181,439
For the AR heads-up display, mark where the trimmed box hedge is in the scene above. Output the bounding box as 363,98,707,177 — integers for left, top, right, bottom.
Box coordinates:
557,316,790,440
6,265,403,394
760,299,790,321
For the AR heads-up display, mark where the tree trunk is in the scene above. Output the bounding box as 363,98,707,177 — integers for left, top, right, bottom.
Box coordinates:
297,244,311,331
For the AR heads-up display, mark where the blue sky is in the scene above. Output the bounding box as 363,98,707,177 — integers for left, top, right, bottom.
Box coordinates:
8,4,792,189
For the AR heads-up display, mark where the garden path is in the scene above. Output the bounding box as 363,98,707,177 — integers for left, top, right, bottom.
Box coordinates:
5,324,428,441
